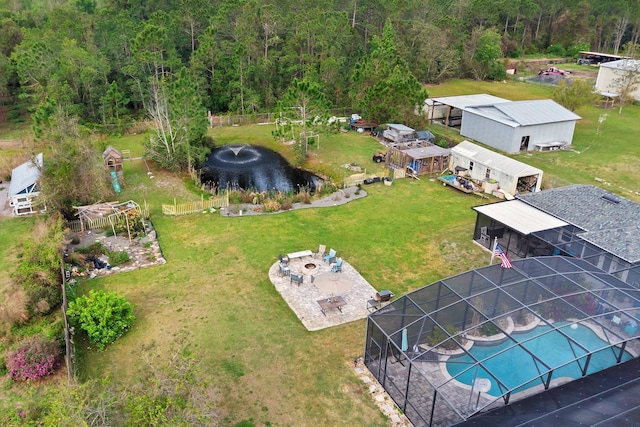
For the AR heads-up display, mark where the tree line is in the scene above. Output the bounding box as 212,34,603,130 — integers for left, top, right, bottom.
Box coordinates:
1,0,639,124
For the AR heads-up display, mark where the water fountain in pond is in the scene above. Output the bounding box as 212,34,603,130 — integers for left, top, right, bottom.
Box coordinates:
199,144,322,192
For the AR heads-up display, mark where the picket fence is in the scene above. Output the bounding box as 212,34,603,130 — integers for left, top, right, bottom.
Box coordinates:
343,171,389,188
162,194,229,216
66,207,151,233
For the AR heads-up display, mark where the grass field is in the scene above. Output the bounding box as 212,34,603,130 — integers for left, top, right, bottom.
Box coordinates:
1,77,639,425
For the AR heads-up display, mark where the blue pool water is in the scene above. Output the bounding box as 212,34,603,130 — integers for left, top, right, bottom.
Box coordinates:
446,322,633,396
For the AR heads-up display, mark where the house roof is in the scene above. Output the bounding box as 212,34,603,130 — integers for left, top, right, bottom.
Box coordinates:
452,141,543,178
9,153,43,197
402,145,450,160
473,200,568,235
428,94,510,110
517,185,640,263
465,100,581,127
600,59,640,71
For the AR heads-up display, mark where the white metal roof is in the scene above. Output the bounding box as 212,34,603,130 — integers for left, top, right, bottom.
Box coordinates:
452,141,543,178
473,200,568,235
9,153,42,197
465,100,581,127
428,94,510,110
599,59,640,70
386,123,414,132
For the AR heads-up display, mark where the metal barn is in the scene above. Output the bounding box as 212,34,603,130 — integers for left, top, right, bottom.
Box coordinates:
460,100,581,153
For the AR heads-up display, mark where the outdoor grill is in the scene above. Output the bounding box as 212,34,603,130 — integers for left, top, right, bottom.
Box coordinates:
375,290,394,302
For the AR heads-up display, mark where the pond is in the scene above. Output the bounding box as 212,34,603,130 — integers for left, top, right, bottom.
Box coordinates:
199,144,322,192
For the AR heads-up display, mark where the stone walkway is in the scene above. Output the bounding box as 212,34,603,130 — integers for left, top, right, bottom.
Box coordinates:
268,251,378,331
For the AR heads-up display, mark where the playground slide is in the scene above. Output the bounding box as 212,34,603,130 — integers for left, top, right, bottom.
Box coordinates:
110,170,122,194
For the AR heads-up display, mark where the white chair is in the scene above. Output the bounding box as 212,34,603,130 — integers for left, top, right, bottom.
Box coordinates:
316,244,326,259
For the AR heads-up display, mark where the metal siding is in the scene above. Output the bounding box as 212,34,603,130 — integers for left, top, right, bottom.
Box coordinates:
461,113,517,152
595,66,640,101
518,122,576,149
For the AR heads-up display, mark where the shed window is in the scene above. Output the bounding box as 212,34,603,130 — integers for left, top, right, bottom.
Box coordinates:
469,161,474,171
485,168,491,179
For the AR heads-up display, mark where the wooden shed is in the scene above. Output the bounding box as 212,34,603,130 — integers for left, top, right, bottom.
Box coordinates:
386,144,450,178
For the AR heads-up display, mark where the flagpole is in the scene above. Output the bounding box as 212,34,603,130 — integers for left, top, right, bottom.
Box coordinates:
489,237,498,265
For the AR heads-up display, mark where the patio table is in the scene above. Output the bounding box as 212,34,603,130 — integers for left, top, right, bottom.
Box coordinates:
317,296,346,316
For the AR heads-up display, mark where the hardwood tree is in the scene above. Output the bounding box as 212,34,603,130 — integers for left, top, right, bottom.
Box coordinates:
552,79,599,112
144,67,209,171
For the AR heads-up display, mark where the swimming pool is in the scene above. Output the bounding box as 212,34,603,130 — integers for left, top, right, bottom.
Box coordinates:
446,322,633,396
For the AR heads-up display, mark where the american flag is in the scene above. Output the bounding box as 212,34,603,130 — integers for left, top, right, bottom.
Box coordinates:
494,244,513,268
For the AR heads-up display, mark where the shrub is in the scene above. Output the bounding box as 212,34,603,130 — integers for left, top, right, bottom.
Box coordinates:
546,44,566,57
6,335,60,381
262,199,281,213
108,250,130,266
67,290,135,349
75,242,106,257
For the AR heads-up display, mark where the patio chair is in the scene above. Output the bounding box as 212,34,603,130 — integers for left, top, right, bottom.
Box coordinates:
324,248,336,263
279,254,290,266
316,244,326,259
330,257,343,273
278,263,290,277
290,273,303,286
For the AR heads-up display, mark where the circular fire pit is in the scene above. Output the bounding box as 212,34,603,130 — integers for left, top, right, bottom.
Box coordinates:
303,262,319,275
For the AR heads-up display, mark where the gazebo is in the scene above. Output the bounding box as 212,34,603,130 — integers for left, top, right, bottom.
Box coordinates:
74,201,145,243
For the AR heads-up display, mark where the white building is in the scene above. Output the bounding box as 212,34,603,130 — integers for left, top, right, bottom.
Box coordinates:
594,59,640,102
461,99,581,153
9,153,44,216
450,141,543,197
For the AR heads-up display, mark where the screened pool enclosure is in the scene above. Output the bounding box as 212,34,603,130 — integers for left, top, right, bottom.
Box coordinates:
364,256,640,426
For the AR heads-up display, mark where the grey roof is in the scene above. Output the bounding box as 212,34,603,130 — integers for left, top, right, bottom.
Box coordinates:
465,99,581,127
600,59,640,71
428,94,510,109
9,153,43,197
402,145,450,160
452,141,543,178
385,123,414,132
517,185,640,263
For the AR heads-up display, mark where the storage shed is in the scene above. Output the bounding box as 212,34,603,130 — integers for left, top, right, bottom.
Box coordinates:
382,124,416,143
461,99,581,153
450,141,542,196
594,59,640,102
386,144,450,178
9,153,44,216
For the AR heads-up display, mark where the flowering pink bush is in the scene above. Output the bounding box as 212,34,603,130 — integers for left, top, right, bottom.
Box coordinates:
6,336,60,381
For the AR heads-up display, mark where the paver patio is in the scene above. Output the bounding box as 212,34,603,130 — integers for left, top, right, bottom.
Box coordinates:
268,252,378,331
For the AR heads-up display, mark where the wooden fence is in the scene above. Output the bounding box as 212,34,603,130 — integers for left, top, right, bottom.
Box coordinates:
162,194,229,216
66,208,150,233
343,171,389,187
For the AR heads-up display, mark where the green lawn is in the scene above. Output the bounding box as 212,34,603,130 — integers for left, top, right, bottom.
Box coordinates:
1,77,639,425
